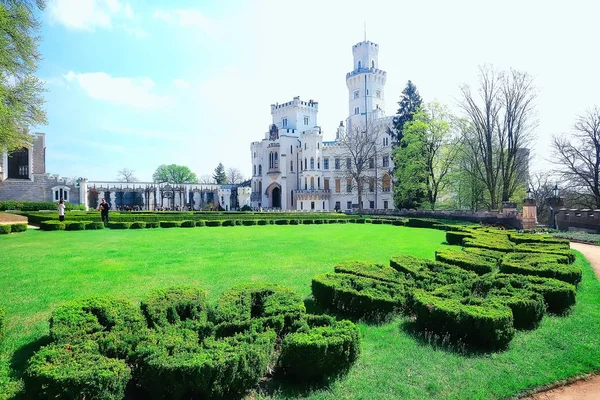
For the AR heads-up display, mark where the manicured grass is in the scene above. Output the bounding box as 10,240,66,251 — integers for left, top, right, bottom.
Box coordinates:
0,225,599,399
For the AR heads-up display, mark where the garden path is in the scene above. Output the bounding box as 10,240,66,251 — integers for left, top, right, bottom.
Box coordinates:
523,242,600,400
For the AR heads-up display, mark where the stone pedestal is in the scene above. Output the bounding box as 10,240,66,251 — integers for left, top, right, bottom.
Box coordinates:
502,201,518,216
522,198,537,229
79,178,89,211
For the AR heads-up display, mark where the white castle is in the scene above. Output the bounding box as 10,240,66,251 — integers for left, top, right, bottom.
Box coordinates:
251,39,396,211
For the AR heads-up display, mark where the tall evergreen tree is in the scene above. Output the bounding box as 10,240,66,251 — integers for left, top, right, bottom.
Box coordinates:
389,80,423,146
213,162,227,184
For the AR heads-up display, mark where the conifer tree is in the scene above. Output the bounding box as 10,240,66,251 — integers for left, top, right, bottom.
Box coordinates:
389,80,423,146
213,162,227,184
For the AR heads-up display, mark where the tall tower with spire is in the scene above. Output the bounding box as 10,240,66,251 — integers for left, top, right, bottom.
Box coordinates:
345,40,387,130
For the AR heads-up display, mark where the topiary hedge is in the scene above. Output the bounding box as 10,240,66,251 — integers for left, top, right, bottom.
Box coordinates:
500,253,582,285
302,219,314,225
0,224,11,234
65,221,86,231
130,221,147,229
334,260,407,285
508,233,570,247
446,230,475,245
242,220,257,226
222,220,235,227
85,221,104,230
108,222,132,230
435,248,496,275
275,219,290,225
389,255,477,290
145,221,160,228
278,319,361,381
462,235,515,252
141,287,208,328
206,220,223,227
25,340,131,400
159,221,181,228
257,219,268,225
180,220,196,228
40,221,65,231
10,223,27,232
514,243,576,263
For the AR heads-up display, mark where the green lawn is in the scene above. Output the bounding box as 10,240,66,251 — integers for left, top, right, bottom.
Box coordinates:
1,225,599,399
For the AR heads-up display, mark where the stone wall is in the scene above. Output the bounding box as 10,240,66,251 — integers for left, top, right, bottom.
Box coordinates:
556,209,600,233
0,174,81,204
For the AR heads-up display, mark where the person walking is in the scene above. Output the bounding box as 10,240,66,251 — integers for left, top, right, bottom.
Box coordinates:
58,199,66,222
99,198,111,225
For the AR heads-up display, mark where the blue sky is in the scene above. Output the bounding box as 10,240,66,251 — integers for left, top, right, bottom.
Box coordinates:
37,0,600,182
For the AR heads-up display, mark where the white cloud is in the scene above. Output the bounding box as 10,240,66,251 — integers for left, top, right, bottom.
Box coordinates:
173,78,190,89
123,25,148,39
153,8,214,33
49,0,135,31
63,71,170,109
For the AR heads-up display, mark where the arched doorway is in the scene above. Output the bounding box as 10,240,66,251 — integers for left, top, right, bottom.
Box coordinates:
272,186,281,209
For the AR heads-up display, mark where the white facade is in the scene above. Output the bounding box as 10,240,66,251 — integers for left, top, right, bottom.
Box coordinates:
250,40,396,212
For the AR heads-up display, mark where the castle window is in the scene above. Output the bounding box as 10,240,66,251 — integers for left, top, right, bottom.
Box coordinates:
253,165,256,176
384,200,388,209
304,116,309,125
317,157,320,169
376,90,381,98
335,158,340,170
310,158,314,169
258,165,262,175
346,179,352,193
324,178,329,190
291,190,293,206
7,147,29,179
311,201,315,210
311,177,315,190
304,158,307,170
383,137,389,146
290,161,293,172
317,177,320,188
304,143,307,150
347,201,352,210
354,107,359,115
366,89,369,95
358,60,361,69
346,158,351,169
324,158,329,170
369,177,375,192
369,157,374,169
52,186,71,202
371,60,375,68
382,174,391,192
290,145,293,154
354,90,359,99
304,177,307,190
335,179,341,193
383,155,389,168
282,118,287,127
370,200,375,209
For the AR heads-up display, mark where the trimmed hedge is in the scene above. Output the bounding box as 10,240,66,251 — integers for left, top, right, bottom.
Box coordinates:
405,218,441,229
159,221,181,228
389,255,477,289
334,260,408,285
302,219,314,225
257,219,268,225
25,341,131,400
222,220,235,227
446,230,475,245
435,248,496,275
215,283,306,330
0,224,11,234
500,253,582,286
180,220,195,228
278,319,361,381
145,221,160,228
411,288,515,349
462,235,515,252
515,243,576,263
509,233,570,247
312,273,408,320
130,221,147,229
133,325,276,399
275,219,290,225
242,219,257,226
462,246,506,261
488,288,545,330
10,223,27,232
40,221,65,231
108,222,132,230
65,221,86,231
206,220,223,227
0,200,85,211
141,287,208,328
85,221,104,230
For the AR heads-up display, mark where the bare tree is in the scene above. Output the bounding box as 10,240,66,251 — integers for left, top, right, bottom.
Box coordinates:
198,174,214,184
226,167,245,184
459,65,536,210
337,121,386,212
530,171,556,221
116,168,138,182
552,107,600,208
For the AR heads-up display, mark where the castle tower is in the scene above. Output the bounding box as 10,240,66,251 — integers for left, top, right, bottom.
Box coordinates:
345,40,387,130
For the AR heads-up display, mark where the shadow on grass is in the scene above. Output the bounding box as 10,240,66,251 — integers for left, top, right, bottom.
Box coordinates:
9,335,52,381
399,318,503,357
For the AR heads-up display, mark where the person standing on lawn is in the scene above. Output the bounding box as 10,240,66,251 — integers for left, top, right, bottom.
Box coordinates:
99,198,110,225
58,199,66,222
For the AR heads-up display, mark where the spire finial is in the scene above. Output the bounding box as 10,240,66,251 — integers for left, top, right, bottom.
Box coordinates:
364,21,367,42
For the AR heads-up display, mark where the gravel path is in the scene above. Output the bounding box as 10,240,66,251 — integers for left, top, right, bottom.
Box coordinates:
522,242,600,400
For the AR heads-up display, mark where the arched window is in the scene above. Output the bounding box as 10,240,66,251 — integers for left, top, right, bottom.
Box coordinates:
274,152,279,168
8,147,29,179
317,177,320,188
259,181,262,194
253,165,256,176
304,158,307,170
258,165,262,175
290,145,293,154
310,176,315,190
358,60,362,69
371,60,375,68
382,174,391,192
290,160,294,172
317,157,320,169
304,177,307,190
310,158,314,169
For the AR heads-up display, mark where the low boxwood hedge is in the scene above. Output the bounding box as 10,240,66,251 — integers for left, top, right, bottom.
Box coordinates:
405,218,441,229
108,222,132,229
130,221,147,229
446,230,475,245
462,235,515,252
500,253,582,286
242,220,257,226
289,219,299,225
180,220,195,228
334,260,408,285
206,220,222,227
514,243,576,263
462,246,506,261
145,221,160,228
10,223,27,232
275,219,290,225
141,287,208,328
25,341,131,400
40,221,65,231
159,221,181,228
435,248,496,275
278,319,361,381
508,233,570,247
302,219,314,225
389,255,477,290
222,220,235,227
65,221,86,231
85,221,104,230
257,220,268,225
214,283,306,332
0,224,11,234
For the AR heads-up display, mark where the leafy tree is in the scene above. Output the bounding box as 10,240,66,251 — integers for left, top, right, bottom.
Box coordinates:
213,162,227,184
388,80,422,146
0,0,47,152
152,164,198,184
116,168,138,182
393,120,428,209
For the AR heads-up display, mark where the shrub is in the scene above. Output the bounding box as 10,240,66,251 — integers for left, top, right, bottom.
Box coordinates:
411,288,515,349
160,221,181,228
214,283,306,332
275,219,290,225
222,220,235,227
242,220,257,226
180,220,196,228
355,218,365,224
289,219,299,225
145,221,160,228
0,201,85,211
405,218,441,229
195,220,206,227
133,325,275,399
108,222,132,230
0,224,11,234
334,260,407,285
278,319,361,381
389,255,477,290
514,243,576,263
314,219,324,224
435,248,496,275
257,220,268,225
234,219,242,226
25,341,131,400
488,289,545,330
462,246,505,261
311,273,408,320
500,253,582,286
140,287,208,328
40,221,65,231
371,219,383,225
392,219,405,226
130,221,147,229
463,235,515,252
65,221,86,231
302,219,314,225
206,220,223,227
446,231,475,246
85,221,104,230
509,233,570,247
10,223,27,233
